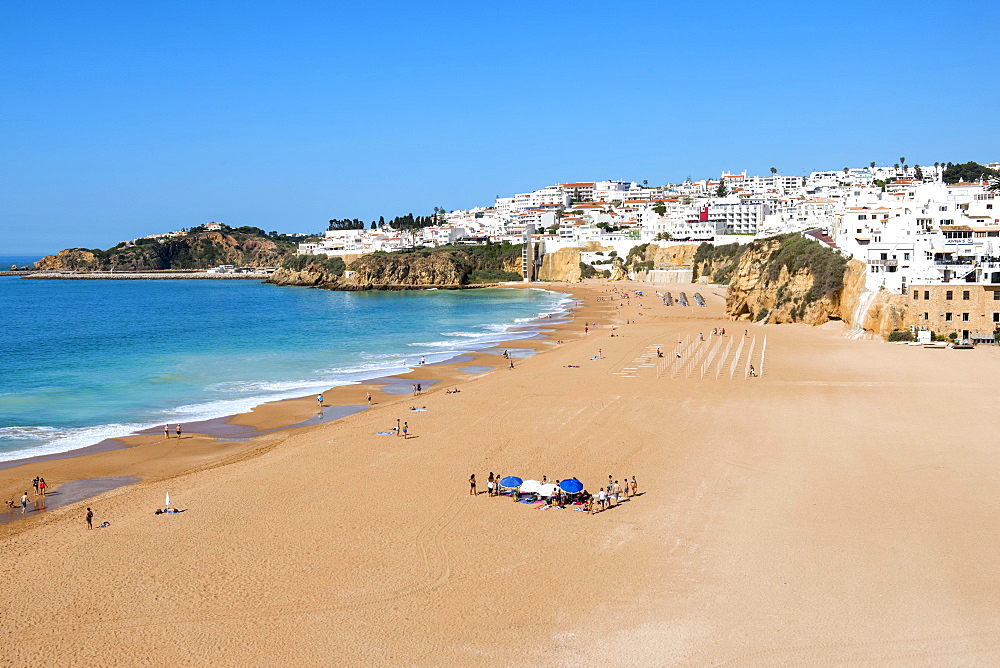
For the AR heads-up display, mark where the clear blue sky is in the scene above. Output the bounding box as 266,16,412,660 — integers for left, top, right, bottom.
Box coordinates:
2,0,997,254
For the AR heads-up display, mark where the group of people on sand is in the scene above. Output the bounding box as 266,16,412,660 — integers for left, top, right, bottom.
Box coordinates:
6,476,50,515
470,472,639,515
163,424,183,439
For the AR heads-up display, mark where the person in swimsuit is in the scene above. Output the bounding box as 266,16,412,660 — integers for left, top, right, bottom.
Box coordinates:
21,492,29,514
487,472,495,497
86,507,93,528
402,421,408,439
469,474,476,495
175,425,182,439
38,478,46,496
631,476,637,495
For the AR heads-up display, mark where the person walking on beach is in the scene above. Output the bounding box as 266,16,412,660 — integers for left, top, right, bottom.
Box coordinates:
32,477,39,496
164,425,170,439
396,418,401,436
21,491,28,514
366,391,372,406
38,478,46,496
749,364,757,377
317,394,324,408
86,507,93,529
175,425,182,439
416,383,421,395
597,488,606,511
509,360,514,369
631,476,637,496
487,472,495,497
402,421,408,439
469,474,477,496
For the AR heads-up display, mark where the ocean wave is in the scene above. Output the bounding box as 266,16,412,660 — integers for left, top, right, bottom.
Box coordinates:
0,422,151,462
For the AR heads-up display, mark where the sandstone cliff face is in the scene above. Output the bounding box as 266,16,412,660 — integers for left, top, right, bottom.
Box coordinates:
268,249,521,290
718,237,914,338
538,248,582,282
35,249,102,271
37,232,289,271
727,252,840,325
839,261,913,337
645,243,697,267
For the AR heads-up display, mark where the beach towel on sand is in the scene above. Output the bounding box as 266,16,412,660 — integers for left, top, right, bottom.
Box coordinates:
376,431,394,436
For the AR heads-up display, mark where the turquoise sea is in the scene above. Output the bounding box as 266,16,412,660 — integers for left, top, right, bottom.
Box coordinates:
0,260,569,462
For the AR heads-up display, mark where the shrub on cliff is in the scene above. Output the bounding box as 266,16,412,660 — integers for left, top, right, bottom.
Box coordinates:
764,234,847,303
887,330,914,342
281,254,346,276
467,269,522,283
692,242,745,283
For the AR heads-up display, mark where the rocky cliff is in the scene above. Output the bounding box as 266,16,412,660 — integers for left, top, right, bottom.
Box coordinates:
268,245,523,290
697,235,913,338
538,248,583,282
37,231,293,271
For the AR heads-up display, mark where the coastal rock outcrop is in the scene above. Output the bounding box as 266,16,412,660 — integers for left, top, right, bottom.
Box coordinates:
696,235,914,338
268,245,523,290
37,230,292,271
538,248,583,282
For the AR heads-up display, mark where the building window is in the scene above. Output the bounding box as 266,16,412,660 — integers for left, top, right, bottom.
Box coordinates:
994,292,1000,300
924,313,929,320
945,313,953,322
904,253,911,260
963,291,970,300
994,313,999,322
913,290,918,299
924,291,930,300
946,291,953,300
963,313,970,322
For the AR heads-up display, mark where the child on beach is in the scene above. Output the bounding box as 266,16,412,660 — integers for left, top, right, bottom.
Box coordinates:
469,474,477,495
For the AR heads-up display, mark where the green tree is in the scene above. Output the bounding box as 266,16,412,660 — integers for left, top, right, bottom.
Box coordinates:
942,161,1000,184
914,165,924,181
843,167,849,174
715,182,729,197
642,179,648,187
652,203,667,215
870,161,876,168
770,167,777,175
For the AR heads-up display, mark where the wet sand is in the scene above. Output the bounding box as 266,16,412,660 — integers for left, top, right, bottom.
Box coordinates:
4,281,1000,665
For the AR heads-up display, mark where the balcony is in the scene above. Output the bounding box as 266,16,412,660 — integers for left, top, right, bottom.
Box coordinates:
869,259,899,267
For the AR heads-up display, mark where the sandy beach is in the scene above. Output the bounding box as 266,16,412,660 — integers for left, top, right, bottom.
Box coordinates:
3,280,1000,666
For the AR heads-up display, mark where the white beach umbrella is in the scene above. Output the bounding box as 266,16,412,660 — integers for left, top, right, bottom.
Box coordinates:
537,483,558,497
519,480,541,494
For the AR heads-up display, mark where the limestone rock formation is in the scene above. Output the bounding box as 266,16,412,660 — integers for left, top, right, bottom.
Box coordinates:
36,231,290,271
608,256,628,281
538,248,583,282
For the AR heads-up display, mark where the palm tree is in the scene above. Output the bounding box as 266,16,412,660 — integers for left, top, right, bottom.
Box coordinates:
900,156,906,166
870,161,876,169
843,167,849,174
894,163,900,171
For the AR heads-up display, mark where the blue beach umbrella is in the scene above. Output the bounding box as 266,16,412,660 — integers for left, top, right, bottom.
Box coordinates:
559,478,583,494
499,476,523,489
